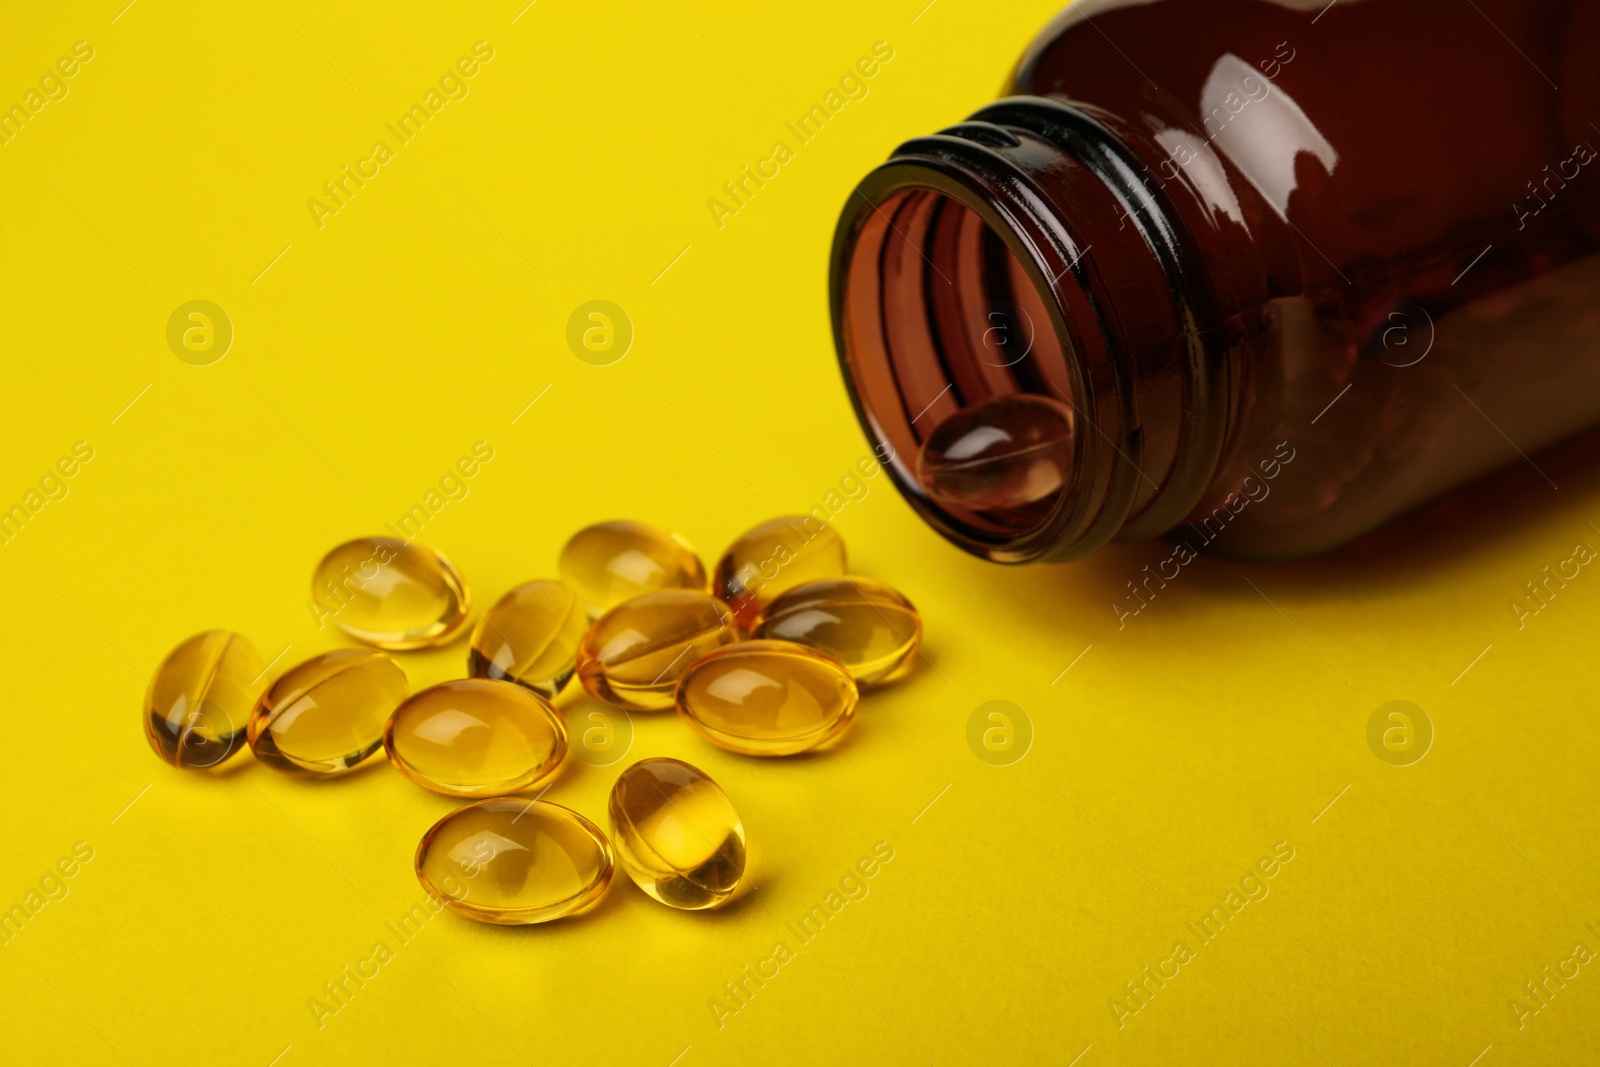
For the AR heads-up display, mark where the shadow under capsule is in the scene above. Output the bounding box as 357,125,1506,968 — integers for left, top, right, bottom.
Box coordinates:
239,749,393,789
684,715,872,764
446,874,633,937
176,744,257,778
673,871,770,921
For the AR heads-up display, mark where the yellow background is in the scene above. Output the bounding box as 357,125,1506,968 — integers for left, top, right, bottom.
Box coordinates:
3,1,1598,1064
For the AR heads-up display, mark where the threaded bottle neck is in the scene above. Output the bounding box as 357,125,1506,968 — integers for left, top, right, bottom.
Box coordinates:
830,96,1229,562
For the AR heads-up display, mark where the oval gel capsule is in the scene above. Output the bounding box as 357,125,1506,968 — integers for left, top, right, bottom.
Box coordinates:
916,395,1074,511
608,758,746,910
714,516,848,628
311,537,470,650
248,648,408,776
751,576,922,685
467,580,586,697
559,520,708,618
415,798,614,925
676,640,858,757
577,590,740,712
143,629,264,770
385,679,568,797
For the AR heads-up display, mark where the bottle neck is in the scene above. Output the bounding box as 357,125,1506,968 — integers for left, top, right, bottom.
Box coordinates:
830,96,1230,563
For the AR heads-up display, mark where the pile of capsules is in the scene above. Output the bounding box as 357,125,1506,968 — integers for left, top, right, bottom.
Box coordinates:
141,516,921,922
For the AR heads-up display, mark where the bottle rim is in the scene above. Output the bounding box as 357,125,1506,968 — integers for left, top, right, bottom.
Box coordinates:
829,96,1228,563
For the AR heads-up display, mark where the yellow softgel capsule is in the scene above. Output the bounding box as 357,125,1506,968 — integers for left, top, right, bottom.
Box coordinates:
415,798,614,925
311,536,470,650
559,520,708,619
714,516,847,628
143,630,264,770
577,590,740,712
384,679,567,797
916,395,1074,511
608,758,746,910
248,648,408,776
751,576,922,685
467,580,586,697
676,640,858,757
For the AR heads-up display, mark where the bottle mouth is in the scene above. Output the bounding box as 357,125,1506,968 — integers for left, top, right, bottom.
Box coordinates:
838,182,1081,558
832,141,1126,564
831,100,1226,564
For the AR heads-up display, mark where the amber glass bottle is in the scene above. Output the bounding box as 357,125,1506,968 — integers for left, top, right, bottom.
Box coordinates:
830,0,1600,561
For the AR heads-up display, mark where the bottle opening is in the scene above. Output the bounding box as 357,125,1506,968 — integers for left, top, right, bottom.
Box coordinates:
837,185,1080,553
836,100,1230,564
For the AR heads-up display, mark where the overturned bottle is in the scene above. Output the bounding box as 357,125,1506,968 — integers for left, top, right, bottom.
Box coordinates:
831,0,1600,561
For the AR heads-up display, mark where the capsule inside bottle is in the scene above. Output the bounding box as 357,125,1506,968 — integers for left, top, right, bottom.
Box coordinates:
916,394,1075,516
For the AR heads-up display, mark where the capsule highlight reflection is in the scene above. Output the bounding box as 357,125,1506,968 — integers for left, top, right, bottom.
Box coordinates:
311,537,470,650
415,798,614,925
751,576,921,685
676,640,858,757
248,648,408,776
916,395,1074,511
559,520,708,618
578,590,740,711
467,580,586,698
608,758,746,910
144,629,263,770
713,516,848,628
384,678,567,797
